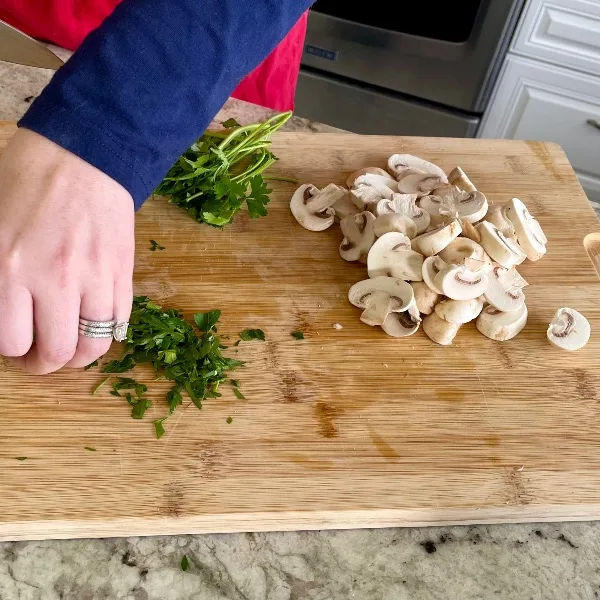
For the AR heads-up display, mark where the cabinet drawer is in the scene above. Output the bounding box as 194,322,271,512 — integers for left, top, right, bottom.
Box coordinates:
512,0,600,77
479,56,600,180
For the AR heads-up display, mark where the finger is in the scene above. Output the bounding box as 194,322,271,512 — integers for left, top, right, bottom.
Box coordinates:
23,291,79,375
0,284,34,357
66,284,114,369
114,270,134,331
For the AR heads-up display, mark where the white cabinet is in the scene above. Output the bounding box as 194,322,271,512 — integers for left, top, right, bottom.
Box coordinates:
480,0,600,209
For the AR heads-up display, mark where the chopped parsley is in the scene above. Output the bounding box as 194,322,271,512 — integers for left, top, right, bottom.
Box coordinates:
226,416,233,424
92,377,111,395
154,418,167,440
233,388,246,400
291,331,304,340
230,379,240,388
84,447,97,452
239,328,265,342
181,555,190,571
15,456,27,461
149,239,165,251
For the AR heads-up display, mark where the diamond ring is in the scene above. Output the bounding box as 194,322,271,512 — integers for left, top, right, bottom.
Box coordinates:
78,318,128,342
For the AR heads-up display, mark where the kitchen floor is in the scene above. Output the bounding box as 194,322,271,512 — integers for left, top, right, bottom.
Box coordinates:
1,57,599,600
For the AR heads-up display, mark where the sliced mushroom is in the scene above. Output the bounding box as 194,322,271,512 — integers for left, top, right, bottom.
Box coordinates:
387,154,448,182
422,256,447,294
504,197,547,261
348,276,414,327
332,193,359,222
448,167,477,193
383,194,430,233
396,171,448,196
484,266,527,312
422,312,461,345
460,219,481,243
339,212,376,262
350,174,397,210
420,187,488,224
438,237,487,265
367,232,424,281
381,309,421,338
476,304,527,341
476,221,527,269
346,167,391,189
547,307,591,351
373,214,417,239
290,183,346,231
411,219,462,257
434,297,484,324
434,264,489,301
485,204,516,239
411,281,440,315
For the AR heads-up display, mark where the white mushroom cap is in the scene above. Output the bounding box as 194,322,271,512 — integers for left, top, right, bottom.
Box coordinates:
422,256,447,294
420,187,488,224
422,312,461,345
476,304,527,341
346,167,391,189
339,211,376,262
384,194,430,233
290,183,347,231
411,219,462,257
504,197,547,261
438,237,487,265
410,281,440,315
484,266,527,312
476,221,527,268
381,309,420,337
547,307,591,351
372,214,417,239
367,232,424,281
485,204,516,238
348,276,414,327
434,264,489,301
387,154,448,182
434,297,484,324
448,167,477,193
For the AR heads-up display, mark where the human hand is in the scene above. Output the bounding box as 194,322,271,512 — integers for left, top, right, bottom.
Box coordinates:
0,128,135,374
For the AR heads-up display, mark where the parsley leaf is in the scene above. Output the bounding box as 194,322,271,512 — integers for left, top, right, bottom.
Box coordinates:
194,310,221,332
181,555,190,571
131,398,152,420
154,418,167,440
231,379,240,388
226,416,233,424
239,329,265,342
233,388,246,400
221,118,241,128
149,239,165,251
103,355,134,374
246,176,271,218
15,456,27,461
84,447,97,452
84,360,99,370
291,331,304,340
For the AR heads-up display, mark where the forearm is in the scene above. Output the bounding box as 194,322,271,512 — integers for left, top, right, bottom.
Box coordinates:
19,0,312,208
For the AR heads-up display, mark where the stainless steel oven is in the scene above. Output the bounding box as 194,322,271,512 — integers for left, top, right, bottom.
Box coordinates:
295,0,525,137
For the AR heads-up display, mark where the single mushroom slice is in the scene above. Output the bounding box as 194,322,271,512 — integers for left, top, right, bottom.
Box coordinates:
461,219,481,243
339,212,376,262
484,266,527,312
434,264,489,301
410,281,440,315
422,312,461,345
384,194,430,233
396,170,447,196
434,297,484,324
381,308,421,338
346,167,394,189
476,304,527,341
547,307,591,351
476,221,527,269
411,219,462,257
504,197,547,261
485,204,516,239
373,214,417,239
420,187,488,224
448,166,477,193
332,193,359,222
438,237,487,265
348,276,414,327
367,232,424,281
387,154,448,182
422,256,447,294
290,183,346,231
350,174,397,210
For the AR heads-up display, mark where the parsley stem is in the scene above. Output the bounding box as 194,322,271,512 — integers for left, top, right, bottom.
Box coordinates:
263,175,299,184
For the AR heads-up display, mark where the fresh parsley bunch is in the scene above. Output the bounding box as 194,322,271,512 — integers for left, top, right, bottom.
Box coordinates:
103,297,243,414
155,112,292,226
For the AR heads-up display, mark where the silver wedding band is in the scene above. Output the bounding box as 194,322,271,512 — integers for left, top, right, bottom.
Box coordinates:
78,318,128,342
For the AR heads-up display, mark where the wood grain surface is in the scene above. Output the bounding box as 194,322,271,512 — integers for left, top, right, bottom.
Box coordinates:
0,122,599,542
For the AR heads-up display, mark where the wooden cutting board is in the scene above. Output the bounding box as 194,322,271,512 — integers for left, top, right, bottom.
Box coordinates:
0,123,599,542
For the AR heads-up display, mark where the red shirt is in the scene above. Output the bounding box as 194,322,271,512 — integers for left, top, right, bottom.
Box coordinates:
0,0,307,111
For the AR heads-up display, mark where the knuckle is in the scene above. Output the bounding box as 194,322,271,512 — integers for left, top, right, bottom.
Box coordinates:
43,345,77,366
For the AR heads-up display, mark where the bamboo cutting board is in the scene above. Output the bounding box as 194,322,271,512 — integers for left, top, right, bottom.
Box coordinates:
0,123,599,542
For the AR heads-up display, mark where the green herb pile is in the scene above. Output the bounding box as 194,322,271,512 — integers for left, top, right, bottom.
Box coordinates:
155,112,292,227
95,296,243,436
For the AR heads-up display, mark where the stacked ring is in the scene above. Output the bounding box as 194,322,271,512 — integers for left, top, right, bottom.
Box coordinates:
78,318,128,342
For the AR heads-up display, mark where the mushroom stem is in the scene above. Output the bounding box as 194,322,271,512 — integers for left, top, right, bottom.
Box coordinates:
306,183,347,213
361,292,393,326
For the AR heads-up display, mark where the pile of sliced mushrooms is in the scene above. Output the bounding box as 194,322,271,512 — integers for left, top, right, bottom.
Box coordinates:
290,154,591,350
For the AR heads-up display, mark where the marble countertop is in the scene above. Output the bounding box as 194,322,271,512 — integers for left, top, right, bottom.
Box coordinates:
1,55,599,600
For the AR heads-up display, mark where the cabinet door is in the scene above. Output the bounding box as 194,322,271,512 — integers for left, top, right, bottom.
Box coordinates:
479,55,600,205
512,0,600,77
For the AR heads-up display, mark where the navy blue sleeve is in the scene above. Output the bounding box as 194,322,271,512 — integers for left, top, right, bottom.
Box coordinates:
18,0,312,209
